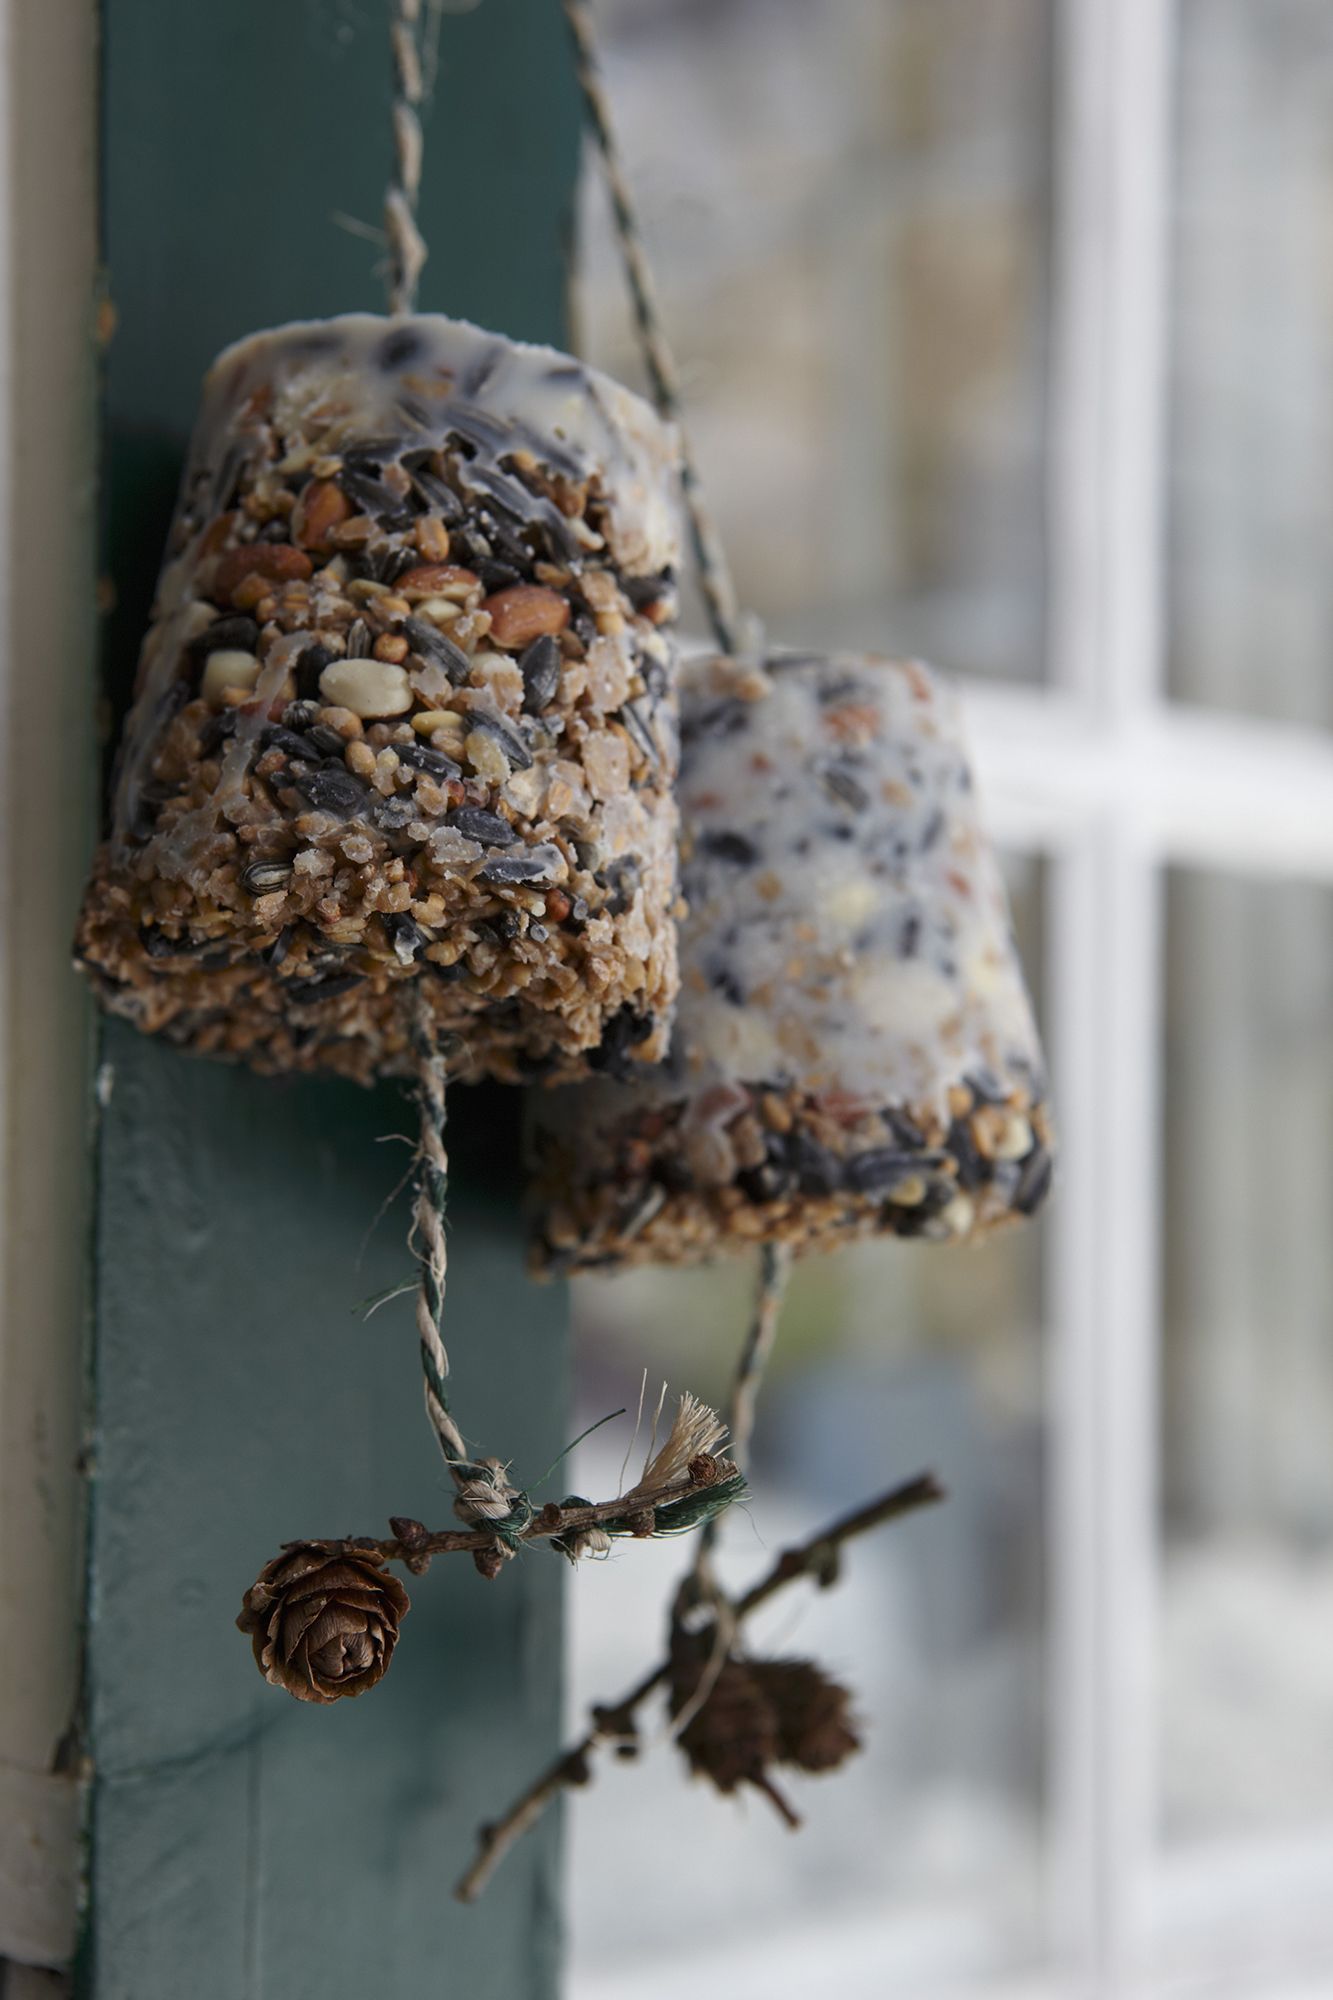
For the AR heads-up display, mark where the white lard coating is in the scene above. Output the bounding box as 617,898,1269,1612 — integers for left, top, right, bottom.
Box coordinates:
554,650,1045,1149
672,652,1042,1117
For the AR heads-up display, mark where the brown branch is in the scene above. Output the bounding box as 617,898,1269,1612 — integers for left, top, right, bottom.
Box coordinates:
453,1468,945,1903
370,1457,739,1573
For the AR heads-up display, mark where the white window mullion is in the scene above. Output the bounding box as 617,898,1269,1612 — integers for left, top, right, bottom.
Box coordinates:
1044,0,1177,1990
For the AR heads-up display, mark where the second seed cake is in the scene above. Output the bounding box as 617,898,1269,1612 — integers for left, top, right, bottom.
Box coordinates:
530,651,1053,1269
75,313,682,1084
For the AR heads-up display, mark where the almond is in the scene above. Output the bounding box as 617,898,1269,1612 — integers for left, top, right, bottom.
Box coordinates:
396,563,479,600
292,477,352,552
482,584,570,650
212,543,312,605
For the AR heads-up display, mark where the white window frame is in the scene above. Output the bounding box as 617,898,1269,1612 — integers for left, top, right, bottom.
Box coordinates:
964,1,1333,1993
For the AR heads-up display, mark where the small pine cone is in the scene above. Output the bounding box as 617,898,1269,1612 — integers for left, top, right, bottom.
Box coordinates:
668,1624,780,1797
237,1540,409,1704
757,1657,862,1774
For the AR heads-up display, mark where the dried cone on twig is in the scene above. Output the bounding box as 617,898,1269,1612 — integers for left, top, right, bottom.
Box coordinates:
238,1540,409,1704
669,1622,860,1824
758,1657,861,1773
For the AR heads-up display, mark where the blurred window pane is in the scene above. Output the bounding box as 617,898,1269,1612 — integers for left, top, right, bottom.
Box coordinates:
1167,1,1333,726
568,859,1048,1997
575,0,1052,682
1161,870,1333,1844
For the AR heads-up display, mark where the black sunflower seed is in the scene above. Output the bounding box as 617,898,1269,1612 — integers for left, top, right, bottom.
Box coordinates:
587,1003,654,1080
396,739,461,779
383,912,428,962
305,724,348,758
374,544,419,585
887,1107,928,1149
283,971,364,1005
700,829,758,866
342,436,405,472
1014,1146,1052,1216
403,617,471,684
345,618,373,660
620,698,659,764
402,454,464,522
262,925,295,969
189,614,259,659
682,698,750,744
709,966,746,1006
787,1132,842,1196
446,807,514,845
138,925,181,960
475,845,563,886
623,568,674,611
261,725,313,761
290,766,369,818
822,763,870,812
948,1118,989,1190
464,710,533,770
198,708,238,757
519,633,561,712
738,1164,792,1204
240,859,294,894
378,327,424,370
843,1148,919,1196
295,640,336,702
473,909,521,944
337,464,409,524
600,856,640,915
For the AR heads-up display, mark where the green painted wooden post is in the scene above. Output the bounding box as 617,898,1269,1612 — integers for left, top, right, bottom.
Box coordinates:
85,6,579,1994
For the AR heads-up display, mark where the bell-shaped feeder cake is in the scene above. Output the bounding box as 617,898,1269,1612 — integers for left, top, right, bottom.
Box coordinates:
530,650,1054,1271
76,313,682,1085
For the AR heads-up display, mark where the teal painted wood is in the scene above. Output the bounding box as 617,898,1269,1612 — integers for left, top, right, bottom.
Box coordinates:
87,4,579,1994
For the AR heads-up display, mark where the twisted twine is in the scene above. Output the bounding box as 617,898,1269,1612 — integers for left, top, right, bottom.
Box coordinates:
563,0,792,1594
410,998,530,1564
695,1241,792,1570
562,0,743,656
386,0,428,314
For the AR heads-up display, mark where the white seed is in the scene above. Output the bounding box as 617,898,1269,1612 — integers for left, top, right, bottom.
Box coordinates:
200,649,259,705
993,1112,1033,1162
412,708,464,738
941,1193,976,1238
318,657,412,718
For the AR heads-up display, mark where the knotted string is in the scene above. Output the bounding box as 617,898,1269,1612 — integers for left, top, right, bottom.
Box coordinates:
385,0,428,314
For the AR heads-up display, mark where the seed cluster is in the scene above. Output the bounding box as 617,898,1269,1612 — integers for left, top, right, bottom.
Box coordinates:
529,652,1055,1267
76,315,683,1084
